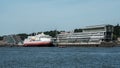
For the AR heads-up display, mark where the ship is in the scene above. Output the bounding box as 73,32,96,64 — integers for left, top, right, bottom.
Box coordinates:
23,33,53,47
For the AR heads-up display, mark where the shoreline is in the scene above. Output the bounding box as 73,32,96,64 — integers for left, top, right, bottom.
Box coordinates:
0,44,120,47
0,41,120,47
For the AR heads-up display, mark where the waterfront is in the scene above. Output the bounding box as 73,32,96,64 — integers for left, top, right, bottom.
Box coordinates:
0,47,120,68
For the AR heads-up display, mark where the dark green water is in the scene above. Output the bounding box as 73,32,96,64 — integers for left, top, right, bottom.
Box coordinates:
0,47,120,68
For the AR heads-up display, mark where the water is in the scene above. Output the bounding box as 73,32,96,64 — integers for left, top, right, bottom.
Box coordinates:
0,47,120,68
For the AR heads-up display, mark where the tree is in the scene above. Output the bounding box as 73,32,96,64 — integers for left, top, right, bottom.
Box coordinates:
74,28,83,32
0,36,3,40
17,33,28,40
44,30,60,37
113,24,120,40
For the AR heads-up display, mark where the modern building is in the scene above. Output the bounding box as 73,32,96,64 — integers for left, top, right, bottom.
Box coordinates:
57,24,113,45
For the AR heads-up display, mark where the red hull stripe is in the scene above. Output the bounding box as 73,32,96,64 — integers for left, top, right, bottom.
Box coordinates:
24,42,52,46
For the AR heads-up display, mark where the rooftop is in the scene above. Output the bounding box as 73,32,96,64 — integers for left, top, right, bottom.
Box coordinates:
84,24,112,29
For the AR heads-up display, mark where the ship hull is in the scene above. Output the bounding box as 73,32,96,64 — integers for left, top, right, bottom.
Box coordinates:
24,42,53,47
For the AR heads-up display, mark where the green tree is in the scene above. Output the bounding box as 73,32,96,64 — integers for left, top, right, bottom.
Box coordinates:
44,30,60,37
17,33,28,40
113,24,120,40
74,28,83,32
0,36,3,40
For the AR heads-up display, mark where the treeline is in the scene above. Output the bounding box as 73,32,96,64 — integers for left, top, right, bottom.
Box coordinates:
0,24,120,41
0,30,62,41
16,30,63,40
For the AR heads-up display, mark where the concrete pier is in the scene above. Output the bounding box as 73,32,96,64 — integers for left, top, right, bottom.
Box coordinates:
56,42,115,47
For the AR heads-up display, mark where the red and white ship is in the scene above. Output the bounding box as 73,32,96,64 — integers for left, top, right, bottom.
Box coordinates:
23,33,53,46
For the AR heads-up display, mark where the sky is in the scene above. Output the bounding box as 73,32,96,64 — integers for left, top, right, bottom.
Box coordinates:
0,0,120,35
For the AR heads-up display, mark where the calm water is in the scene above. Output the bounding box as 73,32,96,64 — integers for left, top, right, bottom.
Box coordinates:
0,47,120,68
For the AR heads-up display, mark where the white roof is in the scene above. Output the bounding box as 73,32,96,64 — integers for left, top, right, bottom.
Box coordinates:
84,24,111,29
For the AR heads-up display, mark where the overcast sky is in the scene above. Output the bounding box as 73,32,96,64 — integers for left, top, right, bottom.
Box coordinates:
0,0,120,35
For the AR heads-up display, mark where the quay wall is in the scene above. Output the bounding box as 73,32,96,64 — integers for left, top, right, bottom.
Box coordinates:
56,42,116,47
